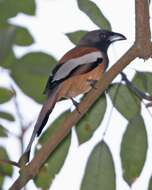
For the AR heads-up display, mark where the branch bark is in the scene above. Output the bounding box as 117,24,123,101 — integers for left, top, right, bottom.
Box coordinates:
9,0,152,189
135,0,152,58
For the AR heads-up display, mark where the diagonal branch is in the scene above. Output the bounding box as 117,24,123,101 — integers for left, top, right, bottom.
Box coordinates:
9,0,152,189
9,46,138,190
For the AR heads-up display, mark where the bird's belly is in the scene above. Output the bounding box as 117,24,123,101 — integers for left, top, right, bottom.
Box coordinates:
58,66,103,98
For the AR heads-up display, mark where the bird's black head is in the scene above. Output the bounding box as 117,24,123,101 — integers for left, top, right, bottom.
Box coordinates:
79,29,126,52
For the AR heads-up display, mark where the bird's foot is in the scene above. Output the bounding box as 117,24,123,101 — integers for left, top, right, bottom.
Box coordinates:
70,98,81,114
87,79,98,89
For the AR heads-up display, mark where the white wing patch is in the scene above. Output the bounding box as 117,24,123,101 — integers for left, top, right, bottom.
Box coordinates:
52,51,103,82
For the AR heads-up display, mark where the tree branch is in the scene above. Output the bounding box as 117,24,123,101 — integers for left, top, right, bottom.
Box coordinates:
9,0,152,189
135,0,152,58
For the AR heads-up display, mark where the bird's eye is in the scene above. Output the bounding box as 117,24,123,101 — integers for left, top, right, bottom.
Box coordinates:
100,33,107,39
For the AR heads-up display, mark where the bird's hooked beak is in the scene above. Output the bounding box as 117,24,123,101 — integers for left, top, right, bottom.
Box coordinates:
109,32,127,43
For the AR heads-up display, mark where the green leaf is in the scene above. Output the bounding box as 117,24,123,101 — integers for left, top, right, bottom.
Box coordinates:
76,94,107,144
15,26,34,46
143,72,152,95
0,0,35,22
66,30,87,45
15,0,36,15
77,0,111,30
1,50,17,69
0,1,18,22
108,84,140,120
132,71,147,92
0,25,16,64
81,142,115,190
121,115,147,185
0,88,14,104
0,147,13,187
148,176,152,190
0,111,15,121
11,52,57,103
34,111,71,189
132,71,152,96
0,24,34,67
0,175,3,189
0,125,7,137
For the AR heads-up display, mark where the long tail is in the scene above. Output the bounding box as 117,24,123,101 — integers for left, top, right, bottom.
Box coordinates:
19,86,60,165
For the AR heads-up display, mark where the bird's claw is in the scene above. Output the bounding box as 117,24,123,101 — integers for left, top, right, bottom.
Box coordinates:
70,98,81,114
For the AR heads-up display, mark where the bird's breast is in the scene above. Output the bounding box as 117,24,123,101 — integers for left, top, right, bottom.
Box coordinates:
58,65,104,99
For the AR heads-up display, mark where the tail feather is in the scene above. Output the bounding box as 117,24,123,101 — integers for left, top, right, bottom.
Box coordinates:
37,111,50,136
18,86,60,165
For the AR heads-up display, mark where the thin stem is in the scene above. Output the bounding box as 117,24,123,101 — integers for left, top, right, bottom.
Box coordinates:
0,159,20,168
102,82,122,140
0,125,18,138
11,86,27,190
121,72,152,101
142,101,152,119
11,86,25,155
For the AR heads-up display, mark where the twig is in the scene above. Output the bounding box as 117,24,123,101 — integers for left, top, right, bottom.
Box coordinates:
146,102,152,107
11,86,27,155
11,86,24,129
102,81,122,139
10,86,28,190
0,159,20,168
121,72,152,101
121,71,152,116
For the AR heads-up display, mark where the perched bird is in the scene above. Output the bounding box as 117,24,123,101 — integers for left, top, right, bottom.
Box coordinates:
19,29,126,164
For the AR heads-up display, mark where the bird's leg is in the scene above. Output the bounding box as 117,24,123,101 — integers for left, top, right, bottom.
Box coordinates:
87,79,98,89
70,98,81,114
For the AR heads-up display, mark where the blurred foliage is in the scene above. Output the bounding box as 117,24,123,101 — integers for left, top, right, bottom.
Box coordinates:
0,125,8,137
80,142,115,190
0,0,35,23
76,94,107,144
0,147,13,188
15,26,34,46
0,24,34,67
148,177,152,190
0,0,151,189
0,25,57,103
0,24,16,65
0,111,15,121
66,30,88,45
66,0,111,45
11,52,57,103
34,111,71,189
77,0,111,30
0,87,14,104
